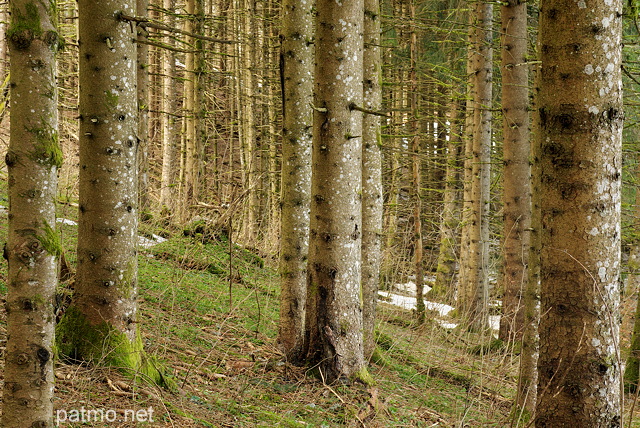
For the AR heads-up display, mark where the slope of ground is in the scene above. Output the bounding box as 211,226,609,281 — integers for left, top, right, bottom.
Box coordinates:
0,196,639,426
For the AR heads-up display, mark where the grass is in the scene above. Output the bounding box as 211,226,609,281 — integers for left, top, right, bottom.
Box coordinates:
0,183,640,425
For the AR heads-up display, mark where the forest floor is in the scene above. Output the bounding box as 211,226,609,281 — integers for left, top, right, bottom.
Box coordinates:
0,195,639,426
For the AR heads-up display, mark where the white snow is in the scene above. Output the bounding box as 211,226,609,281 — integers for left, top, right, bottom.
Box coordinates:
138,234,168,248
379,288,501,332
56,218,77,226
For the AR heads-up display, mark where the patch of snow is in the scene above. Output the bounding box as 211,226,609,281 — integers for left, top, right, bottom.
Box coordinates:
56,218,77,226
393,281,433,295
436,320,458,329
138,234,168,248
378,291,454,317
379,290,500,331
488,315,500,331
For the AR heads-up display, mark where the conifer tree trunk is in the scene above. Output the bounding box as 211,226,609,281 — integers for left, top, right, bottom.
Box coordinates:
181,0,204,218
516,54,541,416
57,0,162,384
433,97,463,299
362,0,383,359
535,0,623,424
409,0,425,323
3,2,60,425
304,0,368,382
458,7,476,314
277,0,314,361
160,0,179,211
466,0,492,331
499,0,530,342
137,0,150,213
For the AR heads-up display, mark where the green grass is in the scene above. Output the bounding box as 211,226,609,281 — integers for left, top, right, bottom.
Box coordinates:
1,183,640,425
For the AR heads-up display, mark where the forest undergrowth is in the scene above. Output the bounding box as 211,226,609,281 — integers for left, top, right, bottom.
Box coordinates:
0,192,639,426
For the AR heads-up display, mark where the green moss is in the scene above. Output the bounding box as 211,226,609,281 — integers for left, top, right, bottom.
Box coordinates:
7,2,42,49
56,306,174,389
27,119,63,168
352,366,375,386
105,90,119,109
36,221,61,257
120,256,138,294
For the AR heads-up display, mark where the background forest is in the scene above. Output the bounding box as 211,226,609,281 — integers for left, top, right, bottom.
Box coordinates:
1,0,640,426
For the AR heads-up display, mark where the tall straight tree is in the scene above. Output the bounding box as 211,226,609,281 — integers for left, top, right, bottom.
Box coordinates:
362,0,383,359
498,0,530,342
409,0,425,324
180,0,204,218
461,0,493,330
57,0,162,383
304,0,368,382
433,95,463,299
3,1,61,425
137,0,150,213
159,0,179,212
277,0,314,361
515,32,542,415
535,0,623,424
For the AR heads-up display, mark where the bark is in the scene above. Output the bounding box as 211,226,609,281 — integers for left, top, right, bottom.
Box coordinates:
499,0,531,343
409,0,425,324
535,0,623,424
465,0,493,331
137,0,150,214
57,0,163,385
239,0,259,244
362,0,383,359
159,0,179,211
277,0,314,361
516,44,541,418
304,0,368,382
180,0,204,218
433,98,463,300
3,1,60,425
458,7,476,315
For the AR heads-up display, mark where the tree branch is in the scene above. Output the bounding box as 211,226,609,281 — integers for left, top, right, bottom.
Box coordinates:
118,12,238,45
348,102,390,117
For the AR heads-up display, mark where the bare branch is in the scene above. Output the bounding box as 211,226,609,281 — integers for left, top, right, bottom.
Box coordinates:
118,12,238,45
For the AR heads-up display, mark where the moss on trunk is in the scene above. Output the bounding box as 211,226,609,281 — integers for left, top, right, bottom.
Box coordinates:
56,306,173,388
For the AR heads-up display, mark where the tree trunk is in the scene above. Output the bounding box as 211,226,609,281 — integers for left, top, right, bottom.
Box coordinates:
433,97,463,300
535,0,623,424
516,39,541,418
498,0,531,343
304,0,368,382
277,0,314,361
137,0,150,214
465,0,493,331
362,0,383,359
409,0,425,324
160,0,179,212
3,2,60,425
458,6,476,315
181,0,204,218
57,0,164,385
